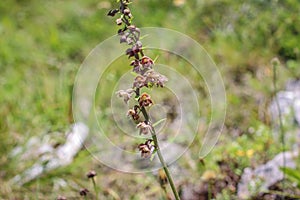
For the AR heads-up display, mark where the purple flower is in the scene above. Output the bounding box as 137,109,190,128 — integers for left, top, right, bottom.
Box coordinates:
144,70,168,87
131,60,143,74
128,25,136,31
132,44,141,54
136,121,152,135
127,107,140,120
138,93,153,107
116,88,135,104
141,56,153,70
126,48,135,58
133,75,146,88
138,139,155,158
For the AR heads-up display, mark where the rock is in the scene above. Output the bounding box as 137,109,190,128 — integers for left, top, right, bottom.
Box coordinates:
269,91,295,120
10,122,88,186
294,99,300,126
237,150,298,199
269,79,300,127
269,79,300,147
286,79,300,91
287,79,300,126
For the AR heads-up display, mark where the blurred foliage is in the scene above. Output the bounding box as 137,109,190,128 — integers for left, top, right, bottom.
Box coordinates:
1,0,300,199
281,167,300,189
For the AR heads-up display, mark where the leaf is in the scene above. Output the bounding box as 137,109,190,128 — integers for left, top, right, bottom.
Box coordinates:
153,55,159,63
280,167,300,188
152,118,167,127
140,34,149,40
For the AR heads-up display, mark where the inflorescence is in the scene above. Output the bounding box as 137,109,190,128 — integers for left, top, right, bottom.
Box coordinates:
108,0,168,159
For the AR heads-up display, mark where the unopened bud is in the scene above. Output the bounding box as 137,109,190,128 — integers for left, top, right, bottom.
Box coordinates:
271,57,280,67
86,170,97,178
124,8,131,15
116,18,122,26
79,188,89,196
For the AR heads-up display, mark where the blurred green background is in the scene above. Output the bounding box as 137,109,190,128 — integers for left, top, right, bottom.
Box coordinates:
1,0,300,199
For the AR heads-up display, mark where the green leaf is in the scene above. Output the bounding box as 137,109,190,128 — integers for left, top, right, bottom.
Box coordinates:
280,167,300,188
140,34,149,40
153,55,159,63
152,118,167,127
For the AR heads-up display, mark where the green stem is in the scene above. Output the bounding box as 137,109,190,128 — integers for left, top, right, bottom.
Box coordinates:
92,177,99,200
272,62,286,193
140,106,180,200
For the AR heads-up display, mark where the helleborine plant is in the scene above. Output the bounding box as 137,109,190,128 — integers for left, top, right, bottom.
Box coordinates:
108,0,180,199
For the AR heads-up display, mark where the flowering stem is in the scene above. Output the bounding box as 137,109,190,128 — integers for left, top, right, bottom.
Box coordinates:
110,1,179,199
139,104,180,200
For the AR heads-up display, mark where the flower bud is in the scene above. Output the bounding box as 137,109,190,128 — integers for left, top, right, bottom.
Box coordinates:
124,8,131,15
116,18,122,25
136,41,143,49
271,57,280,67
132,44,140,54
135,27,140,33
126,48,135,58
120,35,127,43
131,60,142,74
118,29,124,35
107,9,119,17
79,188,89,196
130,59,140,67
128,25,136,31
86,170,97,178
158,169,168,187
